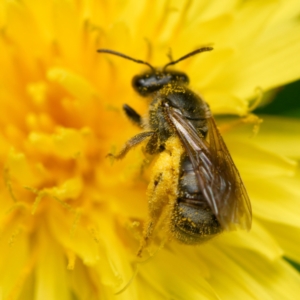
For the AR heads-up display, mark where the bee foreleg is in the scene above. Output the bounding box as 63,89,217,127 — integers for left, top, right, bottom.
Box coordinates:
108,131,155,159
123,104,143,127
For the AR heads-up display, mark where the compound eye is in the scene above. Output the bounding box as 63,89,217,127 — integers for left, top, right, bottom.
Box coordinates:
132,75,142,88
132,74,151,96
180,74,189,83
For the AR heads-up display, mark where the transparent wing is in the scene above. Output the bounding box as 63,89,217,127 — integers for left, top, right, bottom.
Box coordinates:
166,104,252,231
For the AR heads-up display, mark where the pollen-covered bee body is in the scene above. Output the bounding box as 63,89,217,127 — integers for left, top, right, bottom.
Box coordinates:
144,84,223,244
98,47,252,256
147,83,209,147
145,137,182,227
172,154,222,244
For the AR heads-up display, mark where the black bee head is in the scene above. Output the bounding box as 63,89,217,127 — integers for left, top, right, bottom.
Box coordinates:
132,70,189,96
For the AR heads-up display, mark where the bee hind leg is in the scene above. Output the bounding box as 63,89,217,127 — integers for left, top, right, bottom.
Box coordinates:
137,220,154,257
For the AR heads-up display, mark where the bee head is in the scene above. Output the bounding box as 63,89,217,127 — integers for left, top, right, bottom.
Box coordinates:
97,47,213,96
132,70,189,96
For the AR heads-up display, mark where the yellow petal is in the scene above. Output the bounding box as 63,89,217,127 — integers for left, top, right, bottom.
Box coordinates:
248,178,300,228
215,219,283,260
29,127,86,158
225,138,297,179
250,116,300,159
51,177,83,201
139,248,218,300
222,247,300,299
261,220,300,264
47,68,98,101
35,229,71,300
200,244,274,299
0,221,29,299
234,24,300,99
48,205,99,265
223,116,300,171
7,148,39,186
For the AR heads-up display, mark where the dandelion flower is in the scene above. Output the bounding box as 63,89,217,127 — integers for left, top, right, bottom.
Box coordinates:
1,1,300,299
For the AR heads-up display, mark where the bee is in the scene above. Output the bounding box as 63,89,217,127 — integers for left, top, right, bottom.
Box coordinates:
98,47,252,255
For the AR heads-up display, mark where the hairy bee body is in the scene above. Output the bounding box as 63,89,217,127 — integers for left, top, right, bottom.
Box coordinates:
172,154,222,244
144,83,209,154
145,84,222,243
149,84,208,136
98,47,252,256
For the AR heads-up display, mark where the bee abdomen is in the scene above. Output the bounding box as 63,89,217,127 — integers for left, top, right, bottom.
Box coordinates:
171,155,222,244
172,202,222,243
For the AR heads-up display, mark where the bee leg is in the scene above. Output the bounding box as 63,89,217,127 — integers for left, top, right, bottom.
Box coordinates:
108,131,155,160
145,132,159,154
137,220,154,257
137,171,167,257
123,104,143,128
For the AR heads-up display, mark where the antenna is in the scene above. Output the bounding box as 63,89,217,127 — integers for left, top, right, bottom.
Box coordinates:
97,49,155,71
163,47,213,71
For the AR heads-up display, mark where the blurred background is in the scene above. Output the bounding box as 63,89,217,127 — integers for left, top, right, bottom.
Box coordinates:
255,79,300,272
256,80,300,117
